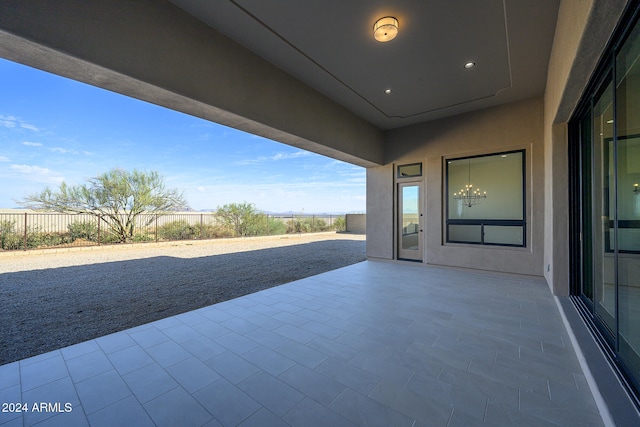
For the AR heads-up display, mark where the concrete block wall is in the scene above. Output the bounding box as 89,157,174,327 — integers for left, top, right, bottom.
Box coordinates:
345,214,366,234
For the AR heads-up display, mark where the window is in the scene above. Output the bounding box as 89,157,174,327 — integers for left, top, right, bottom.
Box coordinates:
397,163,422,178
446,150,526,247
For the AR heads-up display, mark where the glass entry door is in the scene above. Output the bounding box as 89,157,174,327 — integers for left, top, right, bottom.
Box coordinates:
398,183,422,261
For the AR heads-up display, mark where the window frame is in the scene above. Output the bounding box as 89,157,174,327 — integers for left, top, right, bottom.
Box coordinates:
397,163,422,179
445,149,527,247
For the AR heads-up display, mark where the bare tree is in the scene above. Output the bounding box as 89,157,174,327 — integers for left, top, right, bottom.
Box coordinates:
20,169,188,242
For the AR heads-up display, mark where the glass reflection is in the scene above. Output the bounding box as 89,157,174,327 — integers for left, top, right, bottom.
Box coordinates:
616,16,640,379
592,78,617,336
401,186,419,250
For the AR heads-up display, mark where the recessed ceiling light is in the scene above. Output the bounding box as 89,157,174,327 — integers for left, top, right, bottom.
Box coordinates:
464,62,476,69
384,89,392,94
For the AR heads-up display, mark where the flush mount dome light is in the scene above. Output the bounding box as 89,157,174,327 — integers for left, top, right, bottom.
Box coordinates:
374,17,398,42
464,61,476,69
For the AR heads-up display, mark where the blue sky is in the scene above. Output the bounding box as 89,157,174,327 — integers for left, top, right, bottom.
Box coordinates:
0,59,365,213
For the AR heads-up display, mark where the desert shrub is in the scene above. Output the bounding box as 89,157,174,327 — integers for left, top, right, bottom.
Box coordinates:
193,223,211,238
287,219,311,234
132,233,154,243
157,219,236,241
0,220,20,250
158,220,197,241
193,223,226,239
26,227,71,248
1,221,71,249
0,219,15,234
68,220,99,242
100,231,122,244
1,234,23,250
333,216,346,232
311,218,328,232
283,217,337,233
266,218,287,235
211,225,235,238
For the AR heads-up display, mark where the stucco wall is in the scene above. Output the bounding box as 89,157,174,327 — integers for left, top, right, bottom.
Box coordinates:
345,214,366,234
370,97,545,276
366,166,394,259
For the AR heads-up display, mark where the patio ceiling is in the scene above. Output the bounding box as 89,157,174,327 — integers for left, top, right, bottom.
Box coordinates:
0,0,559,166
169,0,560,129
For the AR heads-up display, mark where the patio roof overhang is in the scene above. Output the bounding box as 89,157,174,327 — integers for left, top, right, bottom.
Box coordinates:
0,0,559,167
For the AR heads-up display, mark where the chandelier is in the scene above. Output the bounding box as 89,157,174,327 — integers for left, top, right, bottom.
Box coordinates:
453,159,487,207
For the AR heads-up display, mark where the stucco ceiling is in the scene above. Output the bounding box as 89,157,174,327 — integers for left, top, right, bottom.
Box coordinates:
169,0,560,130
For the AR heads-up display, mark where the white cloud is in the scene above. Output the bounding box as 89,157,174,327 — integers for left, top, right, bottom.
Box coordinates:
10,164,65,184
0,115,39,131
0,156,10,162
22,141,43,147
50,147,80,155
0,115,17,128
270,151,312,161
236,150,313,165
20,123,39,131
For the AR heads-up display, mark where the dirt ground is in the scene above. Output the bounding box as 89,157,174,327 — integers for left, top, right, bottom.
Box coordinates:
0,233,366,364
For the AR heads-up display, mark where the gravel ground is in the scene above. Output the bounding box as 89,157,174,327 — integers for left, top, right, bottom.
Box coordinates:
0,233,366,365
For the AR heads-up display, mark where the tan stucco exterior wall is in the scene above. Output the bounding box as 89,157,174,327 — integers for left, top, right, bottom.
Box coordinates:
366,166,394,259
367,97,545,276
543,0,628,295
369,0,630,290
367,0,631,293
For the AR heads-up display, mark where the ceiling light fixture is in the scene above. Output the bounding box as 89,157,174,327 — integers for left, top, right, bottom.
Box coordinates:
464,62,476,69
374,17,399,42
453,159,487,208
384,88,392,94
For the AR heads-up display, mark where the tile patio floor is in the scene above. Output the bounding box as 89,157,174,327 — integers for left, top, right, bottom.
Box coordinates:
0,261,605,426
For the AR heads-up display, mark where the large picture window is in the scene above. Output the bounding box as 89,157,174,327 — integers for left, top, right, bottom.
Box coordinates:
446,150,526,247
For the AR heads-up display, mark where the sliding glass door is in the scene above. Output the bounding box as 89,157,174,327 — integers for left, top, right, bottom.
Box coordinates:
572,9,640,394
592,78,617,339
616,15,640,382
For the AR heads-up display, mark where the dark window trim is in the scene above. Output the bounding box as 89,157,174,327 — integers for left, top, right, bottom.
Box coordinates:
568,0,640,407
397,163,422,178
604,134,640,255
445,149,526,247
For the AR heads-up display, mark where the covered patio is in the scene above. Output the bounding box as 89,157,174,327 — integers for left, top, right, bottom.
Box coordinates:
1,261,605,426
